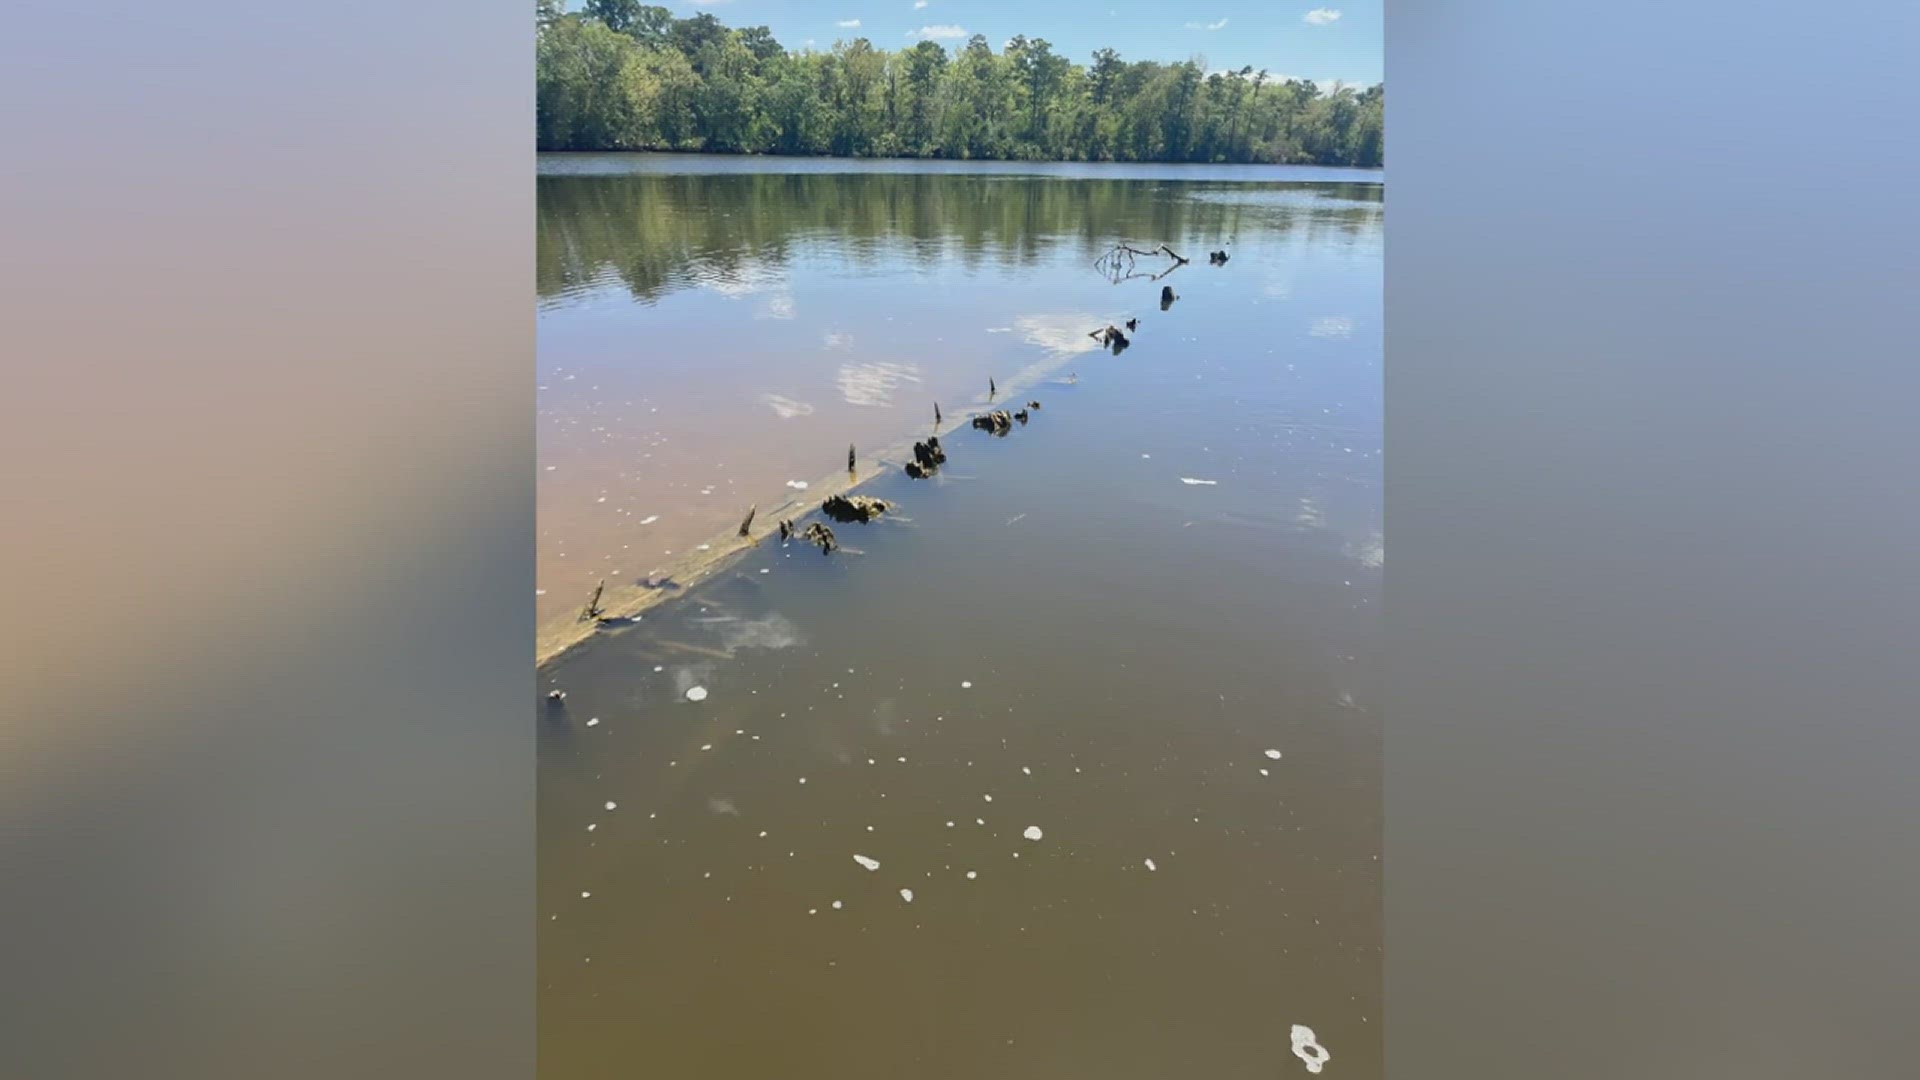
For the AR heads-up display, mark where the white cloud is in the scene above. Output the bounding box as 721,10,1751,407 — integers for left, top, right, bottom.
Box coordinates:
837,18,861,28
1185,17,1229,30
1304,8,1341,26
914,0,929,8
907,24,968,40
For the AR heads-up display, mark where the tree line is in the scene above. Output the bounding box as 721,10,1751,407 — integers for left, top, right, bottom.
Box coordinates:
536,2,1383,167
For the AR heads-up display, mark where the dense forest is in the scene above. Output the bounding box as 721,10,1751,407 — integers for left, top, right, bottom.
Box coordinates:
536,2,1383,167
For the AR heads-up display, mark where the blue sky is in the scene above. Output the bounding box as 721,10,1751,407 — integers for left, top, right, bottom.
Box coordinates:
663,0,1382,87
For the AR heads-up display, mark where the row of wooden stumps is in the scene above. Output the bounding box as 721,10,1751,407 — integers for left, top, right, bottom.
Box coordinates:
573,238,1226,627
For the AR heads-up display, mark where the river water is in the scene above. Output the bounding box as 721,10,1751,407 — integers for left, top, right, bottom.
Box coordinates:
538,154,1382,1079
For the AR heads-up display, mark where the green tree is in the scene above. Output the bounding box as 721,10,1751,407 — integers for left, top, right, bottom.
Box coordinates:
582,0,640,35
537,17,643,149
669,13,728,64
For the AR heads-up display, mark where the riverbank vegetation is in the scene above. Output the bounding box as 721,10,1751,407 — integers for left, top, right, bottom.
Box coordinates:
536,2,1383,167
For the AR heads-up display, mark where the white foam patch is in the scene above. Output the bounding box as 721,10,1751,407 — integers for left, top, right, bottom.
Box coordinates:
831,900,844,910
640,514,660,524
966,870,978,880
1265,749,1283,759
1144,858,1157,871
580,891,591,899
961,680,973,689
785,479,809,490
899,888,914,903
1348,531,1385,569
1290,1025,1330,1073
1023,826,1044,841
853,854,881,872
758,393,815,419
1309,316,1354,339
1180,477,1219,486
686,686,709,702
586,717,600,727
604,801,618,811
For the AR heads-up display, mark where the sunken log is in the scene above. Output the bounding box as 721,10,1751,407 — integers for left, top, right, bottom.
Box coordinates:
1125,317,1138,331
1014,409,1030,425
1159,285,1178,310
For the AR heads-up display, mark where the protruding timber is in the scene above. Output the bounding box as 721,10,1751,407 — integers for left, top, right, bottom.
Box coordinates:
580,579,606,622
800,522,838,553
821,494,892,523
972,410,1014,436
1095,242,1190,283
738,504,757,537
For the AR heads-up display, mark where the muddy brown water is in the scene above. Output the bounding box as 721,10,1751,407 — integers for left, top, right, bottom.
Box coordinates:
538,155,1381,1079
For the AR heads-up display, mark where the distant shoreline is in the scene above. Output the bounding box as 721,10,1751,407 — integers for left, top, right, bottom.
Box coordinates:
536,148,1383,174
535,151,1384,184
